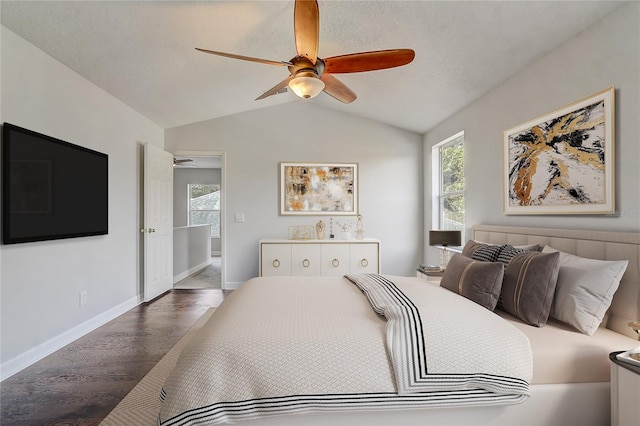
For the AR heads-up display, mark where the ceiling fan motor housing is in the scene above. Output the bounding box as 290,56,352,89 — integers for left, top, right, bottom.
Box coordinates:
288,56,325,77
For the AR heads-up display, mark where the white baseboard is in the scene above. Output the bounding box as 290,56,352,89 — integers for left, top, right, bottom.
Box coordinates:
211,251,221,256
173,258,212,284
0,296,140,381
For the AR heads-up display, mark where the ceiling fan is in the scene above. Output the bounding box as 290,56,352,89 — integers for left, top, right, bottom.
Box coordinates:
173,157,194,166
195,0,415,103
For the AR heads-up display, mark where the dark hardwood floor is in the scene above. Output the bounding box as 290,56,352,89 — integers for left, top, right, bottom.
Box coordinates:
0,289,230,426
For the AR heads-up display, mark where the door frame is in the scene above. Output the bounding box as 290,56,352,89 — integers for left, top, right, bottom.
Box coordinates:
174,150,226,289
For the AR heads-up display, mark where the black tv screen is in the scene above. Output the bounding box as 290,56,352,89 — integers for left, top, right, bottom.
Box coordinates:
2,123,108,244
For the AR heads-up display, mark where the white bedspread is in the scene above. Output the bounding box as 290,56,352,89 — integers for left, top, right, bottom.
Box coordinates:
158,275,532,425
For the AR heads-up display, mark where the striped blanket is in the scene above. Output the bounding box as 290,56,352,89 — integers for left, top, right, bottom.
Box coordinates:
346,274,531,396
158,275,531,425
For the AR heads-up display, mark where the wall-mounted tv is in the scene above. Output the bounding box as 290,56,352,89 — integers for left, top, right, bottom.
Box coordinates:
2,123,108,244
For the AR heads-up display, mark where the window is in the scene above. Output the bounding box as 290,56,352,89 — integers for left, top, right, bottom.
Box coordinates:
432,131,465,242
188,184,220,238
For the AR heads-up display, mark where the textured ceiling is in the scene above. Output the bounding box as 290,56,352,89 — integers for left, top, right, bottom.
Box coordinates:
1,1,625,134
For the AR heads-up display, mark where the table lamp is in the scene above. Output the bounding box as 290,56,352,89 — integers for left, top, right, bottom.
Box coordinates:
429,230,462,270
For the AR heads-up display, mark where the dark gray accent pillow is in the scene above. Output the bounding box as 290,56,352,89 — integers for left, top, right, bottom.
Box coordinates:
501,251,560,327
440,254,504,311
461,240,486,258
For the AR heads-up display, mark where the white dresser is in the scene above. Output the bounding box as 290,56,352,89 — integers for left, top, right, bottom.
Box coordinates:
259,238,380,277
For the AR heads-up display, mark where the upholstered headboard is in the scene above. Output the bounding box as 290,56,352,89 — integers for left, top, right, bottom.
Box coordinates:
472,224,640,339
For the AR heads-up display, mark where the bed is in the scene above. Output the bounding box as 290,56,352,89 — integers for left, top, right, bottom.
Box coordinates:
158,225,640,426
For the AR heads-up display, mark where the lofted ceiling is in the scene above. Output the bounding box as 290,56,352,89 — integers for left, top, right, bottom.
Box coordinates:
1,1,625,134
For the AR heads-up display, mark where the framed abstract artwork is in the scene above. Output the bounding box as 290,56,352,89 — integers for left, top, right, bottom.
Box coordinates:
503,87,615,215
280,162,358,215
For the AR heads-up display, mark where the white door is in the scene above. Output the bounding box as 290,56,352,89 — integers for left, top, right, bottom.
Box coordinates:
143,144,173,302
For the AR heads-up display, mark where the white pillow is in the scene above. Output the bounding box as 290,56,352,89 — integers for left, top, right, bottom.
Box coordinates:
542,245,628,335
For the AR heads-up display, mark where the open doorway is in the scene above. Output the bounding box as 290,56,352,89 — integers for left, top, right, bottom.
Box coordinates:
171,152,225,290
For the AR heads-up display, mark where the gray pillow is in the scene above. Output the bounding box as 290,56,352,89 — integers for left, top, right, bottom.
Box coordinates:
461,240,486,258
440,254,504,311
501,251,560,327
542,246,629,335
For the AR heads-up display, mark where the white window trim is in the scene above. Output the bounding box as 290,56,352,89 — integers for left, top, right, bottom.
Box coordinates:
431,130,465,237
187,183,221,238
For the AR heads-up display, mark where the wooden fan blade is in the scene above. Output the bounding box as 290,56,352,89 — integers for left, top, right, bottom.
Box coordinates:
320,74,356,104
324,49,415,73
195,48,291,67
256,75,294,100
294,0,319,65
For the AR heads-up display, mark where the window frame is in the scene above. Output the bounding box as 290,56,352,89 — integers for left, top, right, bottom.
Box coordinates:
187,183,220,238
431,131,465,243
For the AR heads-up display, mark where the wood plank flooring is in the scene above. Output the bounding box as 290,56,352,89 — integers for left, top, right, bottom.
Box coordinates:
0,289,230,426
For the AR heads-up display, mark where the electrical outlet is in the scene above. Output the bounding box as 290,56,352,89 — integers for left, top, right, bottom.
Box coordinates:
235,213,245,223
79,291,87,307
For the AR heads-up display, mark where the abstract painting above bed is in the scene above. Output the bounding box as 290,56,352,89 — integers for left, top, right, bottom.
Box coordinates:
158,275,531,425
503,87,615,215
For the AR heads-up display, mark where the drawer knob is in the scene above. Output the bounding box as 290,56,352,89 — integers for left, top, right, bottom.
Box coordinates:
360,258,369,267
332,259,340,267
272,259,280,268
302,259,310,268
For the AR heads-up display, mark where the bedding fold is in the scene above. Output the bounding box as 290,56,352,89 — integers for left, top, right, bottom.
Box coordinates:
345,274,531,396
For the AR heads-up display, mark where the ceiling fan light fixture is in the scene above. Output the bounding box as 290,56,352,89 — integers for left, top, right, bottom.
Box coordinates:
288,72,324,99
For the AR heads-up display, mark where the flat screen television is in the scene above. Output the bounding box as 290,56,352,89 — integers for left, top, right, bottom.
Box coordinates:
2,123,108,244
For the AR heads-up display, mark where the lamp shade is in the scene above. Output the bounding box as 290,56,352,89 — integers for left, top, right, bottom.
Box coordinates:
288,72,325,99
429,230,462,247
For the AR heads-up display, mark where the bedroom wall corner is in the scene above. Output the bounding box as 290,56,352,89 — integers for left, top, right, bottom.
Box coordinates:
422,2,640,264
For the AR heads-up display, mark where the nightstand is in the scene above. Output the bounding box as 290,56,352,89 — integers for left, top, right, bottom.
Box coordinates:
416,269,443,284
610,351,640,426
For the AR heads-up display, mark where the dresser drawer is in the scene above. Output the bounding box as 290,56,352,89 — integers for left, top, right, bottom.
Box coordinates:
260,243,292,276
320,244,350,276
291,244,322,276
349,243,379,274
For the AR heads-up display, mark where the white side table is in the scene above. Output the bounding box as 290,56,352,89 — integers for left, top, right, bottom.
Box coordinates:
416,269,443,284
610,351,640,426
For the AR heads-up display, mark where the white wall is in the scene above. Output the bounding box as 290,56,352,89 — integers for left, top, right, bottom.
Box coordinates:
0,27,164,377
166,102,423,286
173,225,212,282
423,3,640,265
